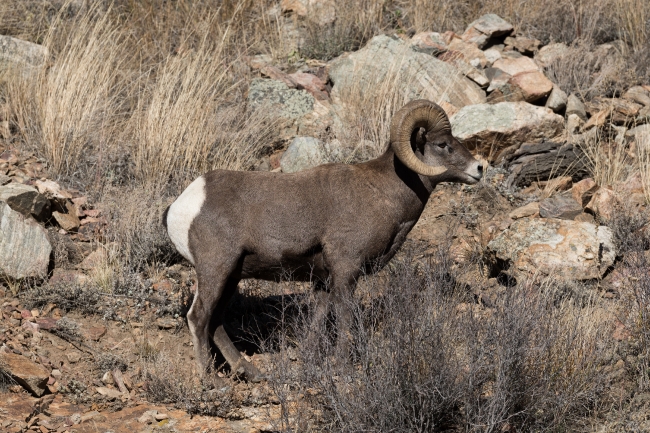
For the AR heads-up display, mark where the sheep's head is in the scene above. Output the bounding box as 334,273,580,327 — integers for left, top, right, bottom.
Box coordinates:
390,100,482,184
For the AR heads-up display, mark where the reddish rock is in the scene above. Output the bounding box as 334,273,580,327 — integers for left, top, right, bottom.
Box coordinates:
492,56,539,76
508,202,539,220
152,279,173,293
508,70,553,102
81,325,107,342
0,352,50,396
35,317,58,331
504,35,540,55
260,65,297,88
49,269,88,286
52,210,80,231
585,188,620,221
584,108,611,130
448,38,488,68
571,178,599,207
287,72,329,100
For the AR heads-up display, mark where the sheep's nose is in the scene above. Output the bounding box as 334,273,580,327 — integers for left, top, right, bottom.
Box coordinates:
477,164,483,173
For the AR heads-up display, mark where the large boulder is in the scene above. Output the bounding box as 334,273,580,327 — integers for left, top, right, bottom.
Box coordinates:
329,35,486,112
0,201,51,279
280,137,328,173
247,78,336,138
488,218,615,280
450,102,565,160
0,35,47,75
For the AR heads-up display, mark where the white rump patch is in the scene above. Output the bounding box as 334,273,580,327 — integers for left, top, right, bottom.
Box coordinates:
166,176,206,265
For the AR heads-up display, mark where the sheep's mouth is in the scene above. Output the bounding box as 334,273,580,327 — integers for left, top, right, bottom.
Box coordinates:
465,173,482,184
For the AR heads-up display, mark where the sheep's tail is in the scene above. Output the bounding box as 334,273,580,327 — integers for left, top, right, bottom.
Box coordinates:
162,205,171,231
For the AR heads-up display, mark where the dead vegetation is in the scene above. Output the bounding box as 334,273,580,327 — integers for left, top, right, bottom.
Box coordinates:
0,0,650,431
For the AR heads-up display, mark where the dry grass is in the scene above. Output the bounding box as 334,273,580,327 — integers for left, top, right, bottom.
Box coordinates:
264,250,615,432
636,131,650,203
579,129,635,188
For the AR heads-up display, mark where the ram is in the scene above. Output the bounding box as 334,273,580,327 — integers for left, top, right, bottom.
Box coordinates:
164,99,483,381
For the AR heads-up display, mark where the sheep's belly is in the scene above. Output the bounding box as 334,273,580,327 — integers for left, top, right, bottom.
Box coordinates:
240,250,328,282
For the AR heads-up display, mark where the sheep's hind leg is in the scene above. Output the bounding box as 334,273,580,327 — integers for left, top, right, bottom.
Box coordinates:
211,278,265,383
187,264,231,378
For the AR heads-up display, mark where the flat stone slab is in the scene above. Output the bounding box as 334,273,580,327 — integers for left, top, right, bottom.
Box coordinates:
1,352,50,396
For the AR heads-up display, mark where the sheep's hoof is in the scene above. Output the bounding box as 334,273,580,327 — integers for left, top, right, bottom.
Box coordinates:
234,359,266,383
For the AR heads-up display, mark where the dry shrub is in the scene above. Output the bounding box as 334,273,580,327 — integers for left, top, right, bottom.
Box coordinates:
636,133,650,203
578,129,635,187
267,252,614,432
545,40,632,100
299,0,386,61
141,351,235,416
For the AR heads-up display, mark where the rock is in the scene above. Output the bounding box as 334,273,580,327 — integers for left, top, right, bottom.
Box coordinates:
545,85,568,113
483,47,502,65
492,56,539,76
328,35,486,112
52,211,80,231
566,113,584,134
0,352,49,396
155,317,179,330
544,175,573,192
259,65,297,88
248,78,313,119
585,188,620,222
461,14,514,48
539,195,583,220
33,179,72,200
508,202,539,219
584,108,610,130
81,325,106,341
501,141,589,188
448,38,488,68
138,409,159,424
504,35,541,55
287,72,328,100
488,218,615,280
66,351,82,363
450,102,565,161
280,136,327,173
0,184,50,221
624,86,650,107
0,35,47,75
0,202,51,279
438,51,489,87
485,67,512,92
95,386,124,400
49,269,88,286
508,70,553,102
534,42,569,68
571,178,599,207
77,247,107,271
566,94,587,120
409,32,448,56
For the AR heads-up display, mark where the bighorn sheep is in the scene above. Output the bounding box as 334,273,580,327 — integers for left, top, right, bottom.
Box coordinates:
164,99,483,381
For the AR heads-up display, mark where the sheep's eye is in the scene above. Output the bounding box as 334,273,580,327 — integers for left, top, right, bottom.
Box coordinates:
436,142,447,148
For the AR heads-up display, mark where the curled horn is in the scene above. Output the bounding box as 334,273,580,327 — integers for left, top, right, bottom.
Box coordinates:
390,99,451,176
